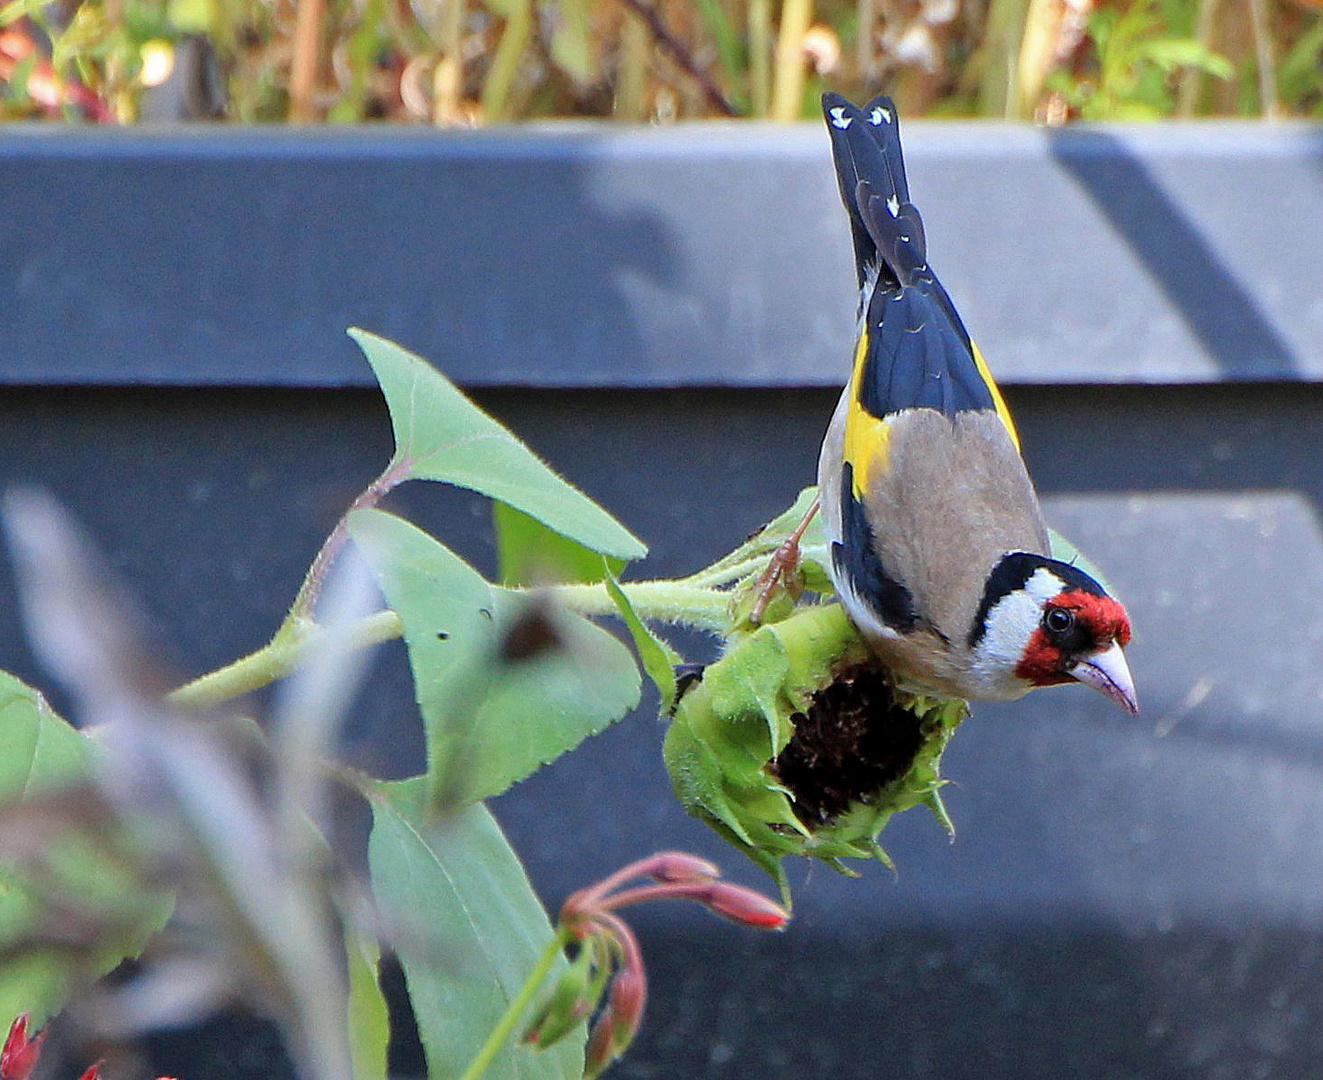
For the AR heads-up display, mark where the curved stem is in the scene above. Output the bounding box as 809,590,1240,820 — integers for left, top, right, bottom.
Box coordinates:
168,610,403,709
455,923,574,1080
291,458,412,622
167,575,727,710
563,851,716,915
676,555,768,589
170,493,740,710
586,910,643,988
551,580,731,630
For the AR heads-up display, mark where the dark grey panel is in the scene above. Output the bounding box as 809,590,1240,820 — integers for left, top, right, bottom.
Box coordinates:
1,381,1321,1079
3,123,1322,389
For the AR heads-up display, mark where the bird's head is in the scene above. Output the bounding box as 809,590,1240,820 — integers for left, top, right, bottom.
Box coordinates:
971,553,1137,714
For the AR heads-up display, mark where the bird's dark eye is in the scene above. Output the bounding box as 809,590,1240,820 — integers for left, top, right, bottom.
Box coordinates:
1044,608,1075,635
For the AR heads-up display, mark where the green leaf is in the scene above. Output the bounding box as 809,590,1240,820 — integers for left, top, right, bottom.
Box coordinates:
547,0,592,81
346,929,390,1080
1139,38,1232,78
0,672,172,1025
1279,19,1323,105
0,671,92,1023
493,503,625,586
0,671,91,797
1047,527,1122,602
349,329,645,562
604,569,679,713
704,626,793,755
367,780,581,1080
347,509,641,810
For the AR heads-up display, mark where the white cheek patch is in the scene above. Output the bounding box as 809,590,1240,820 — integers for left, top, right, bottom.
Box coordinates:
1024,567,1064,605
977,589,1042,663
968,587,1044,698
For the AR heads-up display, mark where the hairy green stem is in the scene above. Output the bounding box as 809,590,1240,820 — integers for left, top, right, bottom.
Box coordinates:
677,555,769,589
553,580,731,630
456,923,574,1080
168,578,731,709
168,610,404,709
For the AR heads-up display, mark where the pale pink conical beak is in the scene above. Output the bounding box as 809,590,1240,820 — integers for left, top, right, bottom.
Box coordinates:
1070,640,1138,715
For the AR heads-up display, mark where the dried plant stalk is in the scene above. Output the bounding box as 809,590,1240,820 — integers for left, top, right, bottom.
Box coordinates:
289,0,327,120
770,0,812,120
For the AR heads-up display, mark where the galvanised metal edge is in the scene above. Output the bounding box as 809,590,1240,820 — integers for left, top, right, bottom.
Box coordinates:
3,120,1321,388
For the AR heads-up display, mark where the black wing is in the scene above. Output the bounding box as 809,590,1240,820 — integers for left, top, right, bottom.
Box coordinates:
822,92,1004,425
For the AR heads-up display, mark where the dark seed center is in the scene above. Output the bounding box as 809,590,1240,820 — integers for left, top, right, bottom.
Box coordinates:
769,664,926,828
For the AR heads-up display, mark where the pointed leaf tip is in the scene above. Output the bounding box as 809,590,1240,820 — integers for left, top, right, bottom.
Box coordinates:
347,329,646,562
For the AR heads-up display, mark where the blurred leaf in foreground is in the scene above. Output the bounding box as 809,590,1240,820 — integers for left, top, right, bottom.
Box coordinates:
367,778,582,1080
1,489,356,1080
348,508,640,811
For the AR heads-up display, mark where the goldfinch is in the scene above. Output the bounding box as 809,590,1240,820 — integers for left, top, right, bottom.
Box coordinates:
816,92,1137,714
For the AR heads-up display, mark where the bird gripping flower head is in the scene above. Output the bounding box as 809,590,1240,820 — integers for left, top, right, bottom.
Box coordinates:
813,91,1137,714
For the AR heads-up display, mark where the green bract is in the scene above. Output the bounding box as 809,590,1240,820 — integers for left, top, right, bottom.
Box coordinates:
663,584,967,904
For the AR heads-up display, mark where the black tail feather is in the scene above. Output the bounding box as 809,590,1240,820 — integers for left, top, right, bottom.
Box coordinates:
821,92,927,294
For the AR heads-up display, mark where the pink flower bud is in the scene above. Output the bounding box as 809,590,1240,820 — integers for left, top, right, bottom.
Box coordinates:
75,1061,105,1080
1,1011,46,1080
703,883,790,929
643,852,719,884
1,1015,46,1080
582,1011,616,1080
583,966,647,1080
557,853,785,1078
605,963,646,1041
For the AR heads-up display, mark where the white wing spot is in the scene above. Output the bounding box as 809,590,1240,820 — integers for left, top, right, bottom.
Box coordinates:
870,105,893,125
886,195,900,217
829,106,852,129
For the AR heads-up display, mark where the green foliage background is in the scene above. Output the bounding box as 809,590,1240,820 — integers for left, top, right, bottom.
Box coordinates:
1,0,1320,121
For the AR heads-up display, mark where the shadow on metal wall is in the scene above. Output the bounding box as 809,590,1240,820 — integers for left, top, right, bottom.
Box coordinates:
0,135,685,386
1047,127,1306,381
